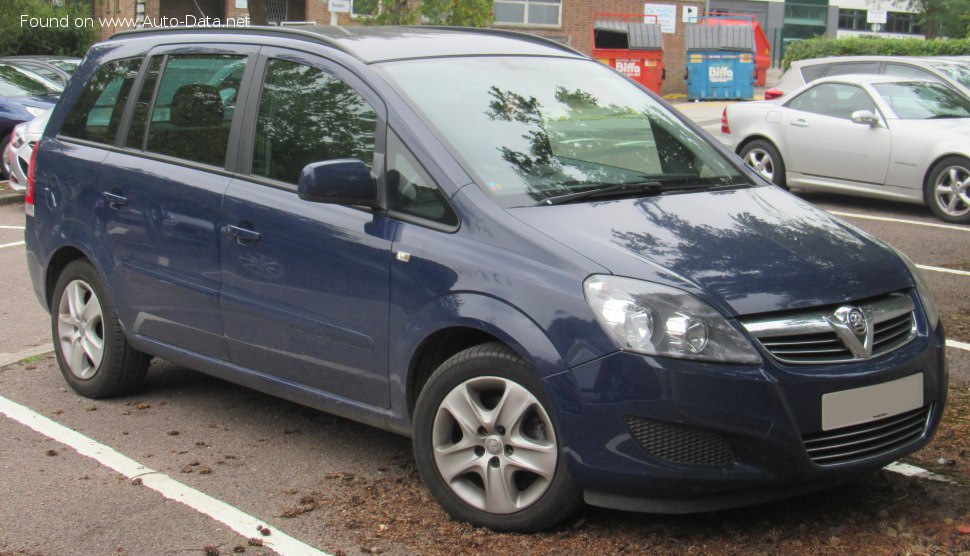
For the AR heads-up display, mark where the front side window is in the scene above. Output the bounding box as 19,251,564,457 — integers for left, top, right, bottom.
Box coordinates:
138,54,245,167
378,57,748,208
787,83,877,120
60,58,140,144
252,58,377,184
494,0,561,26
873,82,970,119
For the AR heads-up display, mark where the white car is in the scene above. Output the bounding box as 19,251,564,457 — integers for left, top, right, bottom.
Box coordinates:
3,109,50,191
723,74,970,224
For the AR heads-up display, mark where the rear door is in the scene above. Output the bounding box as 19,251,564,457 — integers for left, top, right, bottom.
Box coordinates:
96,45,256,358
220,48,395,407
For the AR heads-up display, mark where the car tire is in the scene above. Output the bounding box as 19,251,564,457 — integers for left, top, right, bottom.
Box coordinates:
51,259,150,398
1,134,11,180
925,156,970,224
412,342,582,532
740,139,788,190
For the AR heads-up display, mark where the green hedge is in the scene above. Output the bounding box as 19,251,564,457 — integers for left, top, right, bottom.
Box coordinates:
0,0,98,57
782,36,970,70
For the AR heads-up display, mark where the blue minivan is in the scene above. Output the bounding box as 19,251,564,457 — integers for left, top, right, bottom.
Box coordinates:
24,26,947,532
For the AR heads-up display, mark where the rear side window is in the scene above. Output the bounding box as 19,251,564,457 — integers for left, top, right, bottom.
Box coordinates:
135,54,245,167
252,58,378,184
60,58,141,144
825,62,879,77
799,64,827,83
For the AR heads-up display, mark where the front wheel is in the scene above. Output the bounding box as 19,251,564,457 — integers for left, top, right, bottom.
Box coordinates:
412,342,582,532
739,139,788,190
51,259,150,398
926,156,970,224
0,134,11,180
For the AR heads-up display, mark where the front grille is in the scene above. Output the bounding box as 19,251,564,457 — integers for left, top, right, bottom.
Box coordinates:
625,416,735,466
742,293,917,364
802,405,931,466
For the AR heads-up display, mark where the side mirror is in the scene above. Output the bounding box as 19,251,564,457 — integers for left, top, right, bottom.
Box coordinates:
297,159,377,207
850,110,880,127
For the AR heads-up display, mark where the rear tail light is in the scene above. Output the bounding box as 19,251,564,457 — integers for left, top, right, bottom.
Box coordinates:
25,142,38,217
765,88,784,101
721,108,730,134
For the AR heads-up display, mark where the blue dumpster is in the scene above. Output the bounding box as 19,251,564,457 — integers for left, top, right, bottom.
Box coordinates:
685,16,756,100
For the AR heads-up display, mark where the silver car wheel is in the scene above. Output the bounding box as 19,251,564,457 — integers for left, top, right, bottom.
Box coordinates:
431,376,557,515
934,165,970,217
743,148,774,182
56,279,105,380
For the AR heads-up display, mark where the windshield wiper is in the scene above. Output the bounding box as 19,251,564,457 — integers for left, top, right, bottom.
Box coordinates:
542,181,663,205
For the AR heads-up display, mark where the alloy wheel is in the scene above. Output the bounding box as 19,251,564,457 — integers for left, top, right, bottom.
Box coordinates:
933,165,970,218
57,279,105,380
743,148,775,182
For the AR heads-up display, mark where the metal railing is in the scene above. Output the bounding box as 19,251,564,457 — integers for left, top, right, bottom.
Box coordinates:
784,3,828,26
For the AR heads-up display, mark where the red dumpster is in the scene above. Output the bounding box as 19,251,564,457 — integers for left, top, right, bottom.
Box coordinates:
592,13,665,95
702,11,771,86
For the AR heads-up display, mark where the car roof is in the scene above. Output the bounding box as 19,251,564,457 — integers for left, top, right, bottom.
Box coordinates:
790,55,942,68
110,25,585,64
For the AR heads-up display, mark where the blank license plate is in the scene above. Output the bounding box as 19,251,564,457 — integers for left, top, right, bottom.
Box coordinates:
821,373,923,431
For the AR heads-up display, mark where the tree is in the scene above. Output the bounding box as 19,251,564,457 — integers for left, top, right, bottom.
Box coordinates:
893,0,970,38
0,0,96,56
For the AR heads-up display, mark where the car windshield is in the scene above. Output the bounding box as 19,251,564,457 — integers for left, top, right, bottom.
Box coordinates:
377,57,749,208
929,62,970,89
0,63,63,96
872,81,970,119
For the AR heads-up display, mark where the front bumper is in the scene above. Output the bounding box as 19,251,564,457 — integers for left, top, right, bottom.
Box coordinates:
542,320,948,512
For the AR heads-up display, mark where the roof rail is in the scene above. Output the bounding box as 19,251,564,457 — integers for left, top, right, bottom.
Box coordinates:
107,25,357,59
410,25,583,57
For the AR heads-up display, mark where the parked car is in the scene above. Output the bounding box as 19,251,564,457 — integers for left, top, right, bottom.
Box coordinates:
0,56,81,88
3,109,50,191
725,74,970,223
768,56,970,100
26,26,947,532
0,62,60,179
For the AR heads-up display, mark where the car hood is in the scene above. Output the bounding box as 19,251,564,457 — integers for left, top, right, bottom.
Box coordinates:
507,186,912,316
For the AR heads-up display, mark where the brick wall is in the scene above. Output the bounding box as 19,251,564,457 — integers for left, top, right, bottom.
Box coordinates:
497,0,702,95
159,0,224,20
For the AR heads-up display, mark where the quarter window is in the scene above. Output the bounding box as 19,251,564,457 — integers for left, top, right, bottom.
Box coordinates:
252,58,377,185
60,58,141,145
387,131,458,227
138,54,246,167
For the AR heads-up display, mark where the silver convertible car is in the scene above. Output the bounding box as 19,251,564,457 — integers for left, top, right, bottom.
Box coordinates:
723,74,970,223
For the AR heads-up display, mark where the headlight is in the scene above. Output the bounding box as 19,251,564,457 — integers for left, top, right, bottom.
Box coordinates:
893,249,940,329
584,275,762,364
25,106,45,117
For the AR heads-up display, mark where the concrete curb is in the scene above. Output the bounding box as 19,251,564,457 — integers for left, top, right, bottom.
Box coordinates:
0,344,54,369
0,192,24,206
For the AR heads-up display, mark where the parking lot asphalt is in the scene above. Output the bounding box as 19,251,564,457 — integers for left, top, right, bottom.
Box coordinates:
1,116,969,555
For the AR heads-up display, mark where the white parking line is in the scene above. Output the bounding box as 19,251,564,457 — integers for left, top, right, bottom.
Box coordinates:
0,241,25,250
0,225,25,230
0,394,328,556
916,264,970,277
828,211,970,233
948,339,970,352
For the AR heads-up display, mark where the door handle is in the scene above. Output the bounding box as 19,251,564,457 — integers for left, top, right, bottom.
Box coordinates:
226,224,261,244
791,119,809,127
102,191,128,207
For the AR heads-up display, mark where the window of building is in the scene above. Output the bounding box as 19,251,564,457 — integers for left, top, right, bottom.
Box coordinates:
252,58,378,185
838,8,866,30
886,12,922,35
494,0,561,27
60,58,141,145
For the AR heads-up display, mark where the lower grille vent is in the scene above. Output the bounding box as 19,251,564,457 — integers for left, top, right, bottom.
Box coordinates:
625,416,735,466
802,405,931,465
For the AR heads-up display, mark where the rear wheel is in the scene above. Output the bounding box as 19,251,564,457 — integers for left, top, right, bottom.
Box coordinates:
412,342,582,532
925,156,970,224
740,139,787,190
51,260,150,398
